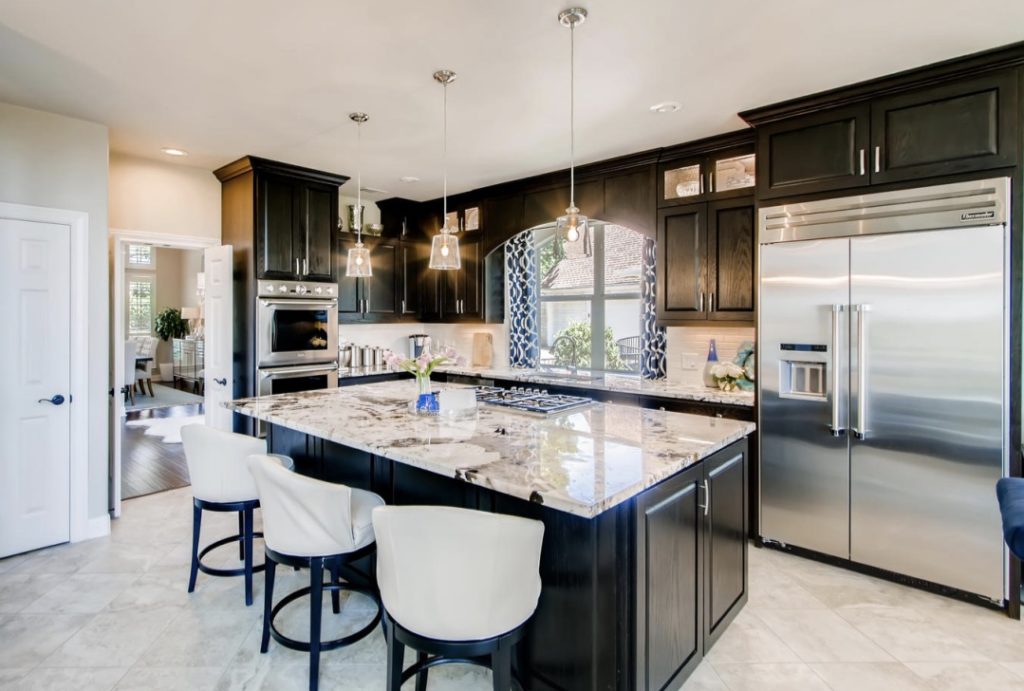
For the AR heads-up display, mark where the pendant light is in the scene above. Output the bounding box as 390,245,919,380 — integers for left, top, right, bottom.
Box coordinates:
428,69,461,270
345,112,372,277
556,7,588,243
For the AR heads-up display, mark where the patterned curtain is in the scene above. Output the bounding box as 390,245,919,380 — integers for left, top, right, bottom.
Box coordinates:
641,237,667,379
506,231,539,368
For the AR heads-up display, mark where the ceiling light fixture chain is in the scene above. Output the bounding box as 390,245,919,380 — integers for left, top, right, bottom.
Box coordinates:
429,69,462,270
556,7,588,243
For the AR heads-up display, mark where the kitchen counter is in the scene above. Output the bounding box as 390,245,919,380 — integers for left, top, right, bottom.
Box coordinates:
227,380,754,518
336,363,755,407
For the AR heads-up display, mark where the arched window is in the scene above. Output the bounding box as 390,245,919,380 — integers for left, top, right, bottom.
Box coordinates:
532,222,644,373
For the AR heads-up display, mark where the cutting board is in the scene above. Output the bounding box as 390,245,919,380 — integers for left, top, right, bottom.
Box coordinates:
472,332,493,368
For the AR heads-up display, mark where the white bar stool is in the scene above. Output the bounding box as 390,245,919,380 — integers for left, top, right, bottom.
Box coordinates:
180,424,294,606
248,454,385,691
372,506,545,691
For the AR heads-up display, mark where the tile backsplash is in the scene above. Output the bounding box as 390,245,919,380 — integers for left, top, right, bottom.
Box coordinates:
665,326,756,387
339,322,508,365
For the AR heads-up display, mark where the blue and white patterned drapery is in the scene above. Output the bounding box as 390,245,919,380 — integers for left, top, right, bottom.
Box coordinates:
641,237,667,379
506,231,539,368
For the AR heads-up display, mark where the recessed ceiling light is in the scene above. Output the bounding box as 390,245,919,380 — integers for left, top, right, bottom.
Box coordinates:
161,147,188,156
399,176,420,184
650,102,681,114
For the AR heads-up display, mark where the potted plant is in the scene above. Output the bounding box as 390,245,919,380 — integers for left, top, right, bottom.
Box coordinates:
154,307,190,342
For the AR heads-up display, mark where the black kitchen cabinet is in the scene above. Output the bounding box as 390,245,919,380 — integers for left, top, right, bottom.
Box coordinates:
657,197,755,326
747,67,1019,199
755,104,871,200
338,237,420,322
707,198,755,322
703,447,748,647
870,70,1018,184
658,144,756,208
421,239,482,322
256,174,338,281
521,180,604,230
636,441,749,690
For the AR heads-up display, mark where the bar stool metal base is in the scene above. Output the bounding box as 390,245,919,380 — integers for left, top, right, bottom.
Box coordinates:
384,611,526,691
188,497,264,606
261,544,382,691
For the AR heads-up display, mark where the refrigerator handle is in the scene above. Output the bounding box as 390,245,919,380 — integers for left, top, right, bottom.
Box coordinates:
853,304,872,440
830,304,846,437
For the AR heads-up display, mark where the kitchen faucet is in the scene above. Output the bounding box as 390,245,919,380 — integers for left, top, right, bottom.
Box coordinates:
550,334,581,375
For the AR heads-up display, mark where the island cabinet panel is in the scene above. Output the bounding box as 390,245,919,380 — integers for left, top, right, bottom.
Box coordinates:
704,449,747,646
264,423,749,691
636,464,704,691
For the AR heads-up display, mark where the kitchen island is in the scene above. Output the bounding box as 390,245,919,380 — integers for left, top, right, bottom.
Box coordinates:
228,380,754,691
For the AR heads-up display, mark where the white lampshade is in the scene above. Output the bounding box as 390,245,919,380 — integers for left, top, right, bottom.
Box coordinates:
346,242,373,277
180,307,200,320
556,206,588,243
428,232,461,270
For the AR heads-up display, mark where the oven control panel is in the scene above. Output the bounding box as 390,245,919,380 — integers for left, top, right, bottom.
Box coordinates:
258,280,338,299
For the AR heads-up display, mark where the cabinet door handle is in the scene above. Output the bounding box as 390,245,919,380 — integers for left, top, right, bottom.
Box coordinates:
708,170,714,193
698,291,705,312
698,479,710,516
859,149,866,176
699,173,705,195
303,257,309,275
709,293,715,312
401,299,406,313
295,257,300,274
874,146,881,173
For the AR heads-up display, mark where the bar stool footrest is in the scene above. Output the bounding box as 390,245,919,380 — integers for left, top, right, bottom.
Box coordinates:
269,583,381,653
196,533,266,577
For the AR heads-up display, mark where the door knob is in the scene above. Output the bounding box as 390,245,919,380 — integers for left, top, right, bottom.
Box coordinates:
214,378,227,386
38,394,65,406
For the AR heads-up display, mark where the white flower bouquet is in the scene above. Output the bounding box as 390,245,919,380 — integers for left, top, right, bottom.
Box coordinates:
710,361,747,392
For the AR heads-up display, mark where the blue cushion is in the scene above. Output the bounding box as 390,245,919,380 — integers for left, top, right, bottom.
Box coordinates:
996,477,1024,561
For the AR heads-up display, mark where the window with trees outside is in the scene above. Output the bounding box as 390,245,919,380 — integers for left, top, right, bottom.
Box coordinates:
127,275,155,336
535,222,643,374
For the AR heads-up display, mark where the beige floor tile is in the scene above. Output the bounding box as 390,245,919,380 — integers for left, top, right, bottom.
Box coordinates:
114,666,224,690
1004,662,1024,679
76,543,170,574
756,608,892,663
138,606,258,668
680,661,729,690
905,661,1024,690
40,605,180,668
809,662,930,691
747,568,829,611
0,666,128,691
918,600,1024,663
0,614,91,667
21,573,139,614
0,573,65,614
712,662,831,690
705,609,800,664
836,604,988,663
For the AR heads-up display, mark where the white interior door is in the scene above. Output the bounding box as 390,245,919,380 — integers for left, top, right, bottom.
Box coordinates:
0,218,71,557
204,245,234,431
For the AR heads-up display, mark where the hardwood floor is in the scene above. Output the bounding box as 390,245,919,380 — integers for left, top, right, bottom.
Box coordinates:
121,403,201,500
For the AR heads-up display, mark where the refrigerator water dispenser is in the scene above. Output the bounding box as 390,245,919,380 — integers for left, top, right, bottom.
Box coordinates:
778,360,826,400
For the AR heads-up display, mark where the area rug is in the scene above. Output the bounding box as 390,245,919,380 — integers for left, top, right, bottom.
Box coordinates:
125,383,204,413
124,414,205,444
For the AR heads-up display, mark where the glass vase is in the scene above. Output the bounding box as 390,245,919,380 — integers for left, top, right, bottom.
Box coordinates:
414,373,438,414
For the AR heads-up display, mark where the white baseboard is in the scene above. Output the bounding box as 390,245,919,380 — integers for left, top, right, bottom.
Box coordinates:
73,514,111,543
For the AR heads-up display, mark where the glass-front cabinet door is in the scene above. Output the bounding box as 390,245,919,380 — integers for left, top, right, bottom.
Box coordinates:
445,205,481,233
662,162,704,203
659,148,756,207
712,153,755,193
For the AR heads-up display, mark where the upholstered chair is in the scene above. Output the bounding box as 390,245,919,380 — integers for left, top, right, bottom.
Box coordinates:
248,454,385,691
180,424,293,606
372,505,545,691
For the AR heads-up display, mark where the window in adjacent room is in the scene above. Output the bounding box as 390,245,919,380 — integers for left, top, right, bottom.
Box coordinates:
126,243,154,268
127,275,155,336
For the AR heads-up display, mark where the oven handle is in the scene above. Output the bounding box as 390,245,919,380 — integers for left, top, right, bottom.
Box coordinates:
259,298,338,308
260,363,339,379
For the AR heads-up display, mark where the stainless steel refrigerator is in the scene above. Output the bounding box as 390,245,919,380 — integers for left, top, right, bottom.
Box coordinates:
758,178,1009,603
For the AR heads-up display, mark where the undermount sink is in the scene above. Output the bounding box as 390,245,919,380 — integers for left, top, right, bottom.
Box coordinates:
534,370,595,383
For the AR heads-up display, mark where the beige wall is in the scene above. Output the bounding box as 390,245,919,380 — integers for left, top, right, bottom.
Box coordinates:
148,247,203,365
109,152,220,240
0,101,110,521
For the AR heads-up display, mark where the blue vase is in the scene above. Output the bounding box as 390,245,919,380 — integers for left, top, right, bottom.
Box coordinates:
702,339,719,387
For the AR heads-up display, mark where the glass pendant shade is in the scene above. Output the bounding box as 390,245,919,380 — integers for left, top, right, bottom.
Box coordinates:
428,231,461,270
556,206,588,243
346,241,372,277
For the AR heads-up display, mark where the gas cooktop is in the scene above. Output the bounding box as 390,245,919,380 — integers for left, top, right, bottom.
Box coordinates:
474,386,593,417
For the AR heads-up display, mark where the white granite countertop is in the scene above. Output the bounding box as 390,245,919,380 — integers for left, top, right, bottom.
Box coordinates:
227,380,755,519
337,364,754,407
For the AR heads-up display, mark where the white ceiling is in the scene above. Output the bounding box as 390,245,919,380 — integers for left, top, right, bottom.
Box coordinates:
2,0,1024,201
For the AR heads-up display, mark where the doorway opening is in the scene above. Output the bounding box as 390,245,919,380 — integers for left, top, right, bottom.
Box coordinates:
111,232,217,510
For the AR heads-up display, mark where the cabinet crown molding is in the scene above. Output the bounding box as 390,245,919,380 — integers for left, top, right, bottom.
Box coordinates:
214,155,350,187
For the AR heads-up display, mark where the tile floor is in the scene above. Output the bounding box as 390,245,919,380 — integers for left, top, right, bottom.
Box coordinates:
0,488,1022,690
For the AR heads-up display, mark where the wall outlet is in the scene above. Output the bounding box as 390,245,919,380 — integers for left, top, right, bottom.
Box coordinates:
680,352,700,372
